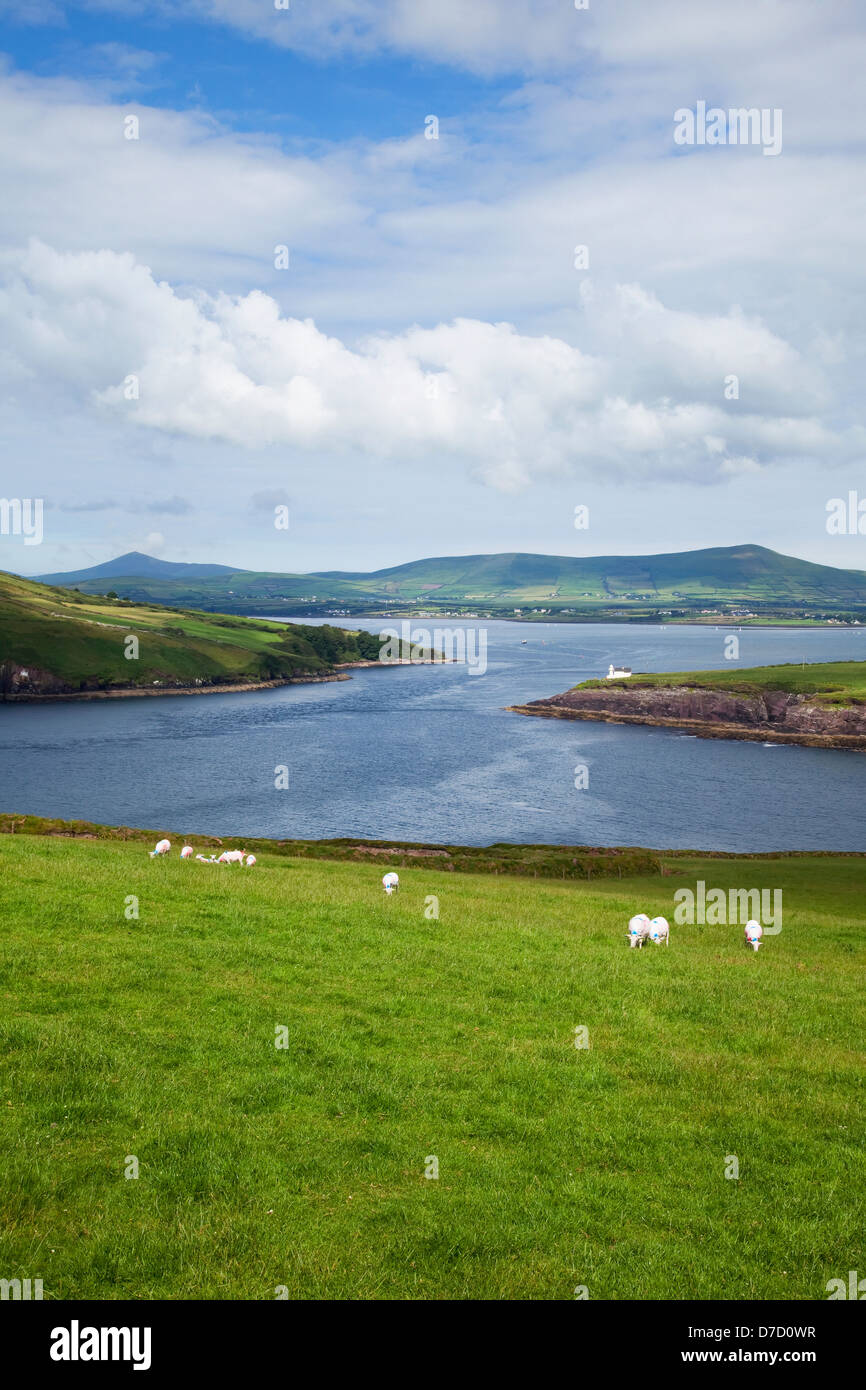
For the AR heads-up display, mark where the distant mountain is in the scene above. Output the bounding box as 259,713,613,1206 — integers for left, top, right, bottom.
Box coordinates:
315,545,866,601
35,551,245,585
23,544,866,616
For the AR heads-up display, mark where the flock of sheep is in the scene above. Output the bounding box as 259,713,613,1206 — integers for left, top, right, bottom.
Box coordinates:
628,913,765,952
149,839,257,867
150,845,765,951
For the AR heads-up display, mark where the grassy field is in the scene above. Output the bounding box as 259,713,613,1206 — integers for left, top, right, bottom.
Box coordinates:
578,660,866,708
1,832,864,1300
0,570,386,693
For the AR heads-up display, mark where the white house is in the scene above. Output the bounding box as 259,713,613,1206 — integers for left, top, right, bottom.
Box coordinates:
606,663,632,679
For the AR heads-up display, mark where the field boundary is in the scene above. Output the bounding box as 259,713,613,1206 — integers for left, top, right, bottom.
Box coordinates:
3,812,865,879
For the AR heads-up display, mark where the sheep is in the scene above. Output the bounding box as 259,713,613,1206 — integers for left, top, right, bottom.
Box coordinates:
149,839,171,857
628,913,651,948
180,845,193,860
649,915,670,946
745,920,763,952
382,872,399,895
244,854,257,867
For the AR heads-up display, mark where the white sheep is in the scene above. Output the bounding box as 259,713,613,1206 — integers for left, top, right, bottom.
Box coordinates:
180,845,193,860
216,849,245,864
628,913,651,948
244,854,257,867
149,838,171,858
649,916,670,946
382,872,399,895
745,920,763,952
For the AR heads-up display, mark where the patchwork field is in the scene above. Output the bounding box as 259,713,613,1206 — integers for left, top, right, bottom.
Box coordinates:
1,834,864,1300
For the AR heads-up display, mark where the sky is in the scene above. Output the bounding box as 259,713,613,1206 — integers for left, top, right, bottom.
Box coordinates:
0,0,864,577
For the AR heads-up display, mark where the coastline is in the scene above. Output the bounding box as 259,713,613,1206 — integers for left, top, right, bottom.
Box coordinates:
0,656,442,703
507,701,866,752
1,672,350,703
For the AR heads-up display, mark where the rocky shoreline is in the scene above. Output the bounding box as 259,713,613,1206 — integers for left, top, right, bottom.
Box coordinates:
508,683,866,751
1,656,442,702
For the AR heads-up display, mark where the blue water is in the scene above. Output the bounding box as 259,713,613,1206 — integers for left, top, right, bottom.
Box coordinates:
1,621,864,850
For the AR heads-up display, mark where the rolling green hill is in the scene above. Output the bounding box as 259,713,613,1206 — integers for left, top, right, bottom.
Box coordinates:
31,544,866,618
0,571,387,696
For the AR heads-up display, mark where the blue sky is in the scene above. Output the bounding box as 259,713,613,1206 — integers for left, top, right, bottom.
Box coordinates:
1,0,864,576
2,6,515,142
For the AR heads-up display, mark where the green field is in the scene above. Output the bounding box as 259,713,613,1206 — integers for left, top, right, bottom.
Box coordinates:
578,661,866,708
1,831,863,1300
0,570,386,693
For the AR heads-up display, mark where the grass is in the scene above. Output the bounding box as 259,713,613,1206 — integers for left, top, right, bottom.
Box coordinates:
0,570,386,692
577,661,866,708
1,832,864,1300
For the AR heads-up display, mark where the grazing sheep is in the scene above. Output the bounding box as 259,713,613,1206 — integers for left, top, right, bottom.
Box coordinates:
244,854,257,867
149,839,171,858
180,845,193,860
745,920,763,952
382,872,399,895
649,916,670,946
628,913,651,948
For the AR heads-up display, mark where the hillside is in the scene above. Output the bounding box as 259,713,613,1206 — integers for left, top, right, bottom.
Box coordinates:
0,823,862,1299
321,544,866,603
31,544,866,618
0,570,388,697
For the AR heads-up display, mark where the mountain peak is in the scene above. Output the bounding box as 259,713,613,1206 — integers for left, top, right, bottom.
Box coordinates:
34,552,245,585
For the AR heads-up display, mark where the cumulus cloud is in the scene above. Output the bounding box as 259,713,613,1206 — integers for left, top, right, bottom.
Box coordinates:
1,241,859,493
1,10,864,569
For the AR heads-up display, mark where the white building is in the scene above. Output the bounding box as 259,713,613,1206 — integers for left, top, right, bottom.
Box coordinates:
606,663,632,679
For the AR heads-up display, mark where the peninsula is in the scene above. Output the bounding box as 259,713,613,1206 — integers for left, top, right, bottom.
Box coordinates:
508,661,866,750
0,571,428,699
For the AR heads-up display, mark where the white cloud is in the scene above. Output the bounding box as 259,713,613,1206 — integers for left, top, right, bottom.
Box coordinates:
1,241,859,494
1,6,864,569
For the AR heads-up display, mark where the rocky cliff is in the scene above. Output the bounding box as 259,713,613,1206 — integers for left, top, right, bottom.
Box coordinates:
508,682,866,750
